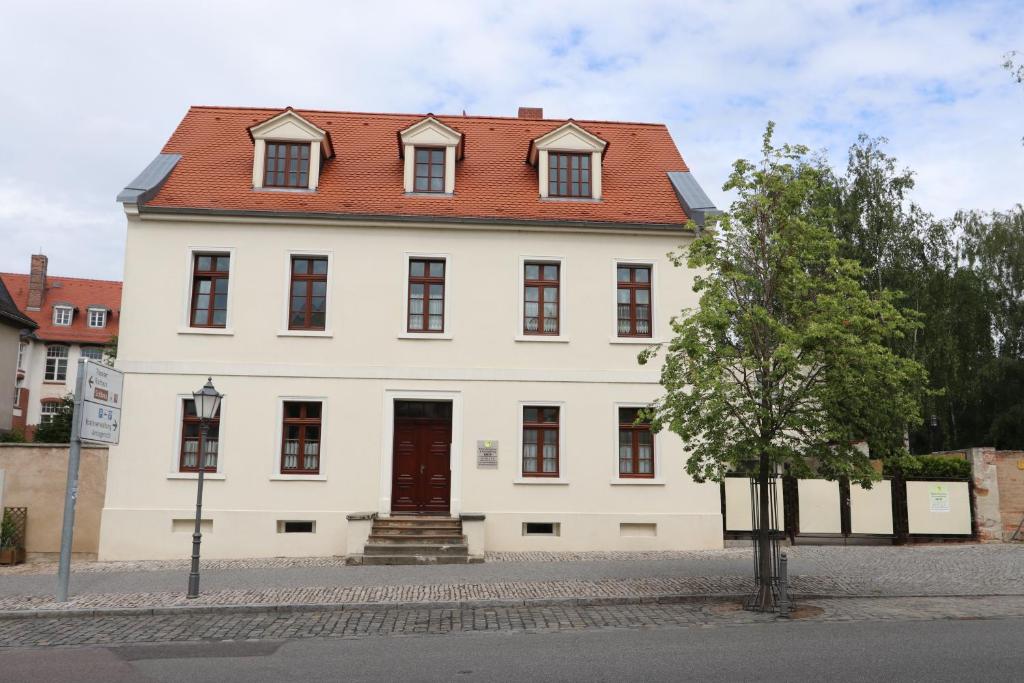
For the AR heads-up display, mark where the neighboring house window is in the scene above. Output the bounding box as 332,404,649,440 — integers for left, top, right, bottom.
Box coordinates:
190,253,230,328
524,262,560,335
289,256,328,330
407,259,445,332
281,401,322,474
522,406,559,477
618,407,654,478
179,398,221,472
80,347,104,361
13,378,22,408
616,265,652,337
548,152,591,198
53,306,72,326
40,400,62,424
414,147,445,193
45,345,68,381
87,308,107,328
17,342,27,370
264,142,310,188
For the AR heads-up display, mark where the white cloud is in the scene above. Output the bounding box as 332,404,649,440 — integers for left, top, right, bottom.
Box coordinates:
0,0,1021,278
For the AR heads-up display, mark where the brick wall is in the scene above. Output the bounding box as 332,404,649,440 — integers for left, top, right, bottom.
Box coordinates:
994,452,1024,541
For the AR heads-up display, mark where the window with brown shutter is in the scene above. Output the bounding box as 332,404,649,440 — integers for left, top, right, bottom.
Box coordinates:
264,142,311,188
281,401,322,475
289,256,328,330
548,152,591,198
616,265,652,337
407,259,445,332
179,399,221,473
522,406,560,477
618,407,654,478
190,254,230,328
524,262,560,335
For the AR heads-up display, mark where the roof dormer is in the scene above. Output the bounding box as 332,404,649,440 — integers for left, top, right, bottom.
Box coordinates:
528,121,608,200
249,108,334,191
398,116,464,195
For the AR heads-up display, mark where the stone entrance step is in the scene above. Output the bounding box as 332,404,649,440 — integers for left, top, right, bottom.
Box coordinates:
352,515,474,566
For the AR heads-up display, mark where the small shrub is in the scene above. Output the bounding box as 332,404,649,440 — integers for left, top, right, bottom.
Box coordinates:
884,455,971,479
0,428,26,443
0,510,15,550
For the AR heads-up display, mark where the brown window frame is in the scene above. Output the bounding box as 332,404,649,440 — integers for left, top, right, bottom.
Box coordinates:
288,256,328,331
523,262,560,335
522,406,560,477
618,407,655,478
189,253,230,329
264,141,311,189
548,152,592,198
178,399,221,473
616,265,652,338
407,258,446,333
413,147,446,193
280,401,322,475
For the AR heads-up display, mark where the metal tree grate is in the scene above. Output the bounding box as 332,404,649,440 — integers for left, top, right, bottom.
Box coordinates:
2,507,27,549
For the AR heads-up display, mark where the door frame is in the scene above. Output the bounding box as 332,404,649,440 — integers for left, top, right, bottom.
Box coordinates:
379,389,463,516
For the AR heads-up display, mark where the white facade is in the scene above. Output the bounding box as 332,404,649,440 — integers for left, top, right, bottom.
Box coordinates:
14,339,104,427
99,213,723,560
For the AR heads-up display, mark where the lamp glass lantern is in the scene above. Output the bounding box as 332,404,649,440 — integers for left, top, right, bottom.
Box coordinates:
193,377,222,423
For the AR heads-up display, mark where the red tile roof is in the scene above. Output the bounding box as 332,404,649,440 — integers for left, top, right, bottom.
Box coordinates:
146,106,691,227
0,273,121,344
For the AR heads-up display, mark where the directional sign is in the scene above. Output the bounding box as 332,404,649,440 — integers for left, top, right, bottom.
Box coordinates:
78,361,124,444
79,401,121,444
83,361,123,409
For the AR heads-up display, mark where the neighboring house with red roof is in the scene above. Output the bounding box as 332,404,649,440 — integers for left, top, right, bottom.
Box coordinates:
0,276,37,433
1,255,121,434
102,105,720,561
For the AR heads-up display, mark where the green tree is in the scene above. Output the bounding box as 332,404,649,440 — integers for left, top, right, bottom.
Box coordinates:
103,334,118,366
33,395,75,443
642,124,928,609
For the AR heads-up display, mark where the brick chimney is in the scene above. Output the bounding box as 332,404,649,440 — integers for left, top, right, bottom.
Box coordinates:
26,253,47,311
517,107,543,120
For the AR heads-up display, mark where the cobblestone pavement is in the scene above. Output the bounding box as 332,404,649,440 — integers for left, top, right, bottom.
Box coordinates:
1,596,1022,649
1,545,1020,614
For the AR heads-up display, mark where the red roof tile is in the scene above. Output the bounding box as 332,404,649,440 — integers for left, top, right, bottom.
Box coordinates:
0,273,121,344
146,106,691,227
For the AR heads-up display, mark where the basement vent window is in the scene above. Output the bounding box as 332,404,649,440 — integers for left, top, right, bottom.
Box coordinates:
522,522,560,537
278,520,316,534
619,523,657,537
173,518,212,533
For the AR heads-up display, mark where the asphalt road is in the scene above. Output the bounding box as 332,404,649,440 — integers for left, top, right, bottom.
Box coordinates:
1,616,1020,682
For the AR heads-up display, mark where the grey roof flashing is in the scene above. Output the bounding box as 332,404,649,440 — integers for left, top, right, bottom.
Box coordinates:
116,153,182,204
668,171,721,227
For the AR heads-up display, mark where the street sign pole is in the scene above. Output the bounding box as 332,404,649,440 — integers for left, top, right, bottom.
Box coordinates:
56,357,86,602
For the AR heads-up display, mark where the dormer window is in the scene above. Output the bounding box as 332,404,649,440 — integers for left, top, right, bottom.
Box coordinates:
528,121,608,200
264,142,311,188
87,307,107,328
399,117,464,195
249,108,333,192
414,148,446,193
53,305,72,326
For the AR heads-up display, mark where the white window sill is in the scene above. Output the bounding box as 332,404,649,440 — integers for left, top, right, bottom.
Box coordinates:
514,335,570,343
178,328,234,336
540,197,602,203
513,478,569,485
398,332,453,340
610,478,665,486
404,192,454,198
270,474,328,481
253,187,317,194
277,330,333,338
167,472,226,480
609,337,661,345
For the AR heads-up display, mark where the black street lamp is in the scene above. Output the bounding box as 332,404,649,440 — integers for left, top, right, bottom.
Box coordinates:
187,377,222,599
929,414,939,454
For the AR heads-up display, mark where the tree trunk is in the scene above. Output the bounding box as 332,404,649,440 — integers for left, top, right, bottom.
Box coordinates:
750,450,776,610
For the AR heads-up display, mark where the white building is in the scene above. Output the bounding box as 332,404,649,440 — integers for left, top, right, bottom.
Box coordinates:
1,255,121,435
100,105,723,561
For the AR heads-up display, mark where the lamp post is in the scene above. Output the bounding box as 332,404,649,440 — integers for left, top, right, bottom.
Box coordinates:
929,414,939,454
187,377,222,599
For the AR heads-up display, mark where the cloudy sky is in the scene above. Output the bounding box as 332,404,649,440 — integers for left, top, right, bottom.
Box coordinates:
1,0,1021,280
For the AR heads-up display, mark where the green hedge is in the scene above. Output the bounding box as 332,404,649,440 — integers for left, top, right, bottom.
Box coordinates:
884,455,971,479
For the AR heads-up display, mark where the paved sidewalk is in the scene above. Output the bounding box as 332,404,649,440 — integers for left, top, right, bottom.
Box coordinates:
1,545,1020,616
2,596,1023,649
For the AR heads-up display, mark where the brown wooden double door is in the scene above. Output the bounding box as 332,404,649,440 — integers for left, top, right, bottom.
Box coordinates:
391,400,452,513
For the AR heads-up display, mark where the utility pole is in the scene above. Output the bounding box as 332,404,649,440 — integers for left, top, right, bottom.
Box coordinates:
56,358,86,602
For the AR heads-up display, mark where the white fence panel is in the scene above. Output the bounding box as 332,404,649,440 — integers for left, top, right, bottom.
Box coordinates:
850,481,893,534
723,477,785,532
906,481,972,535
797,479,842,533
